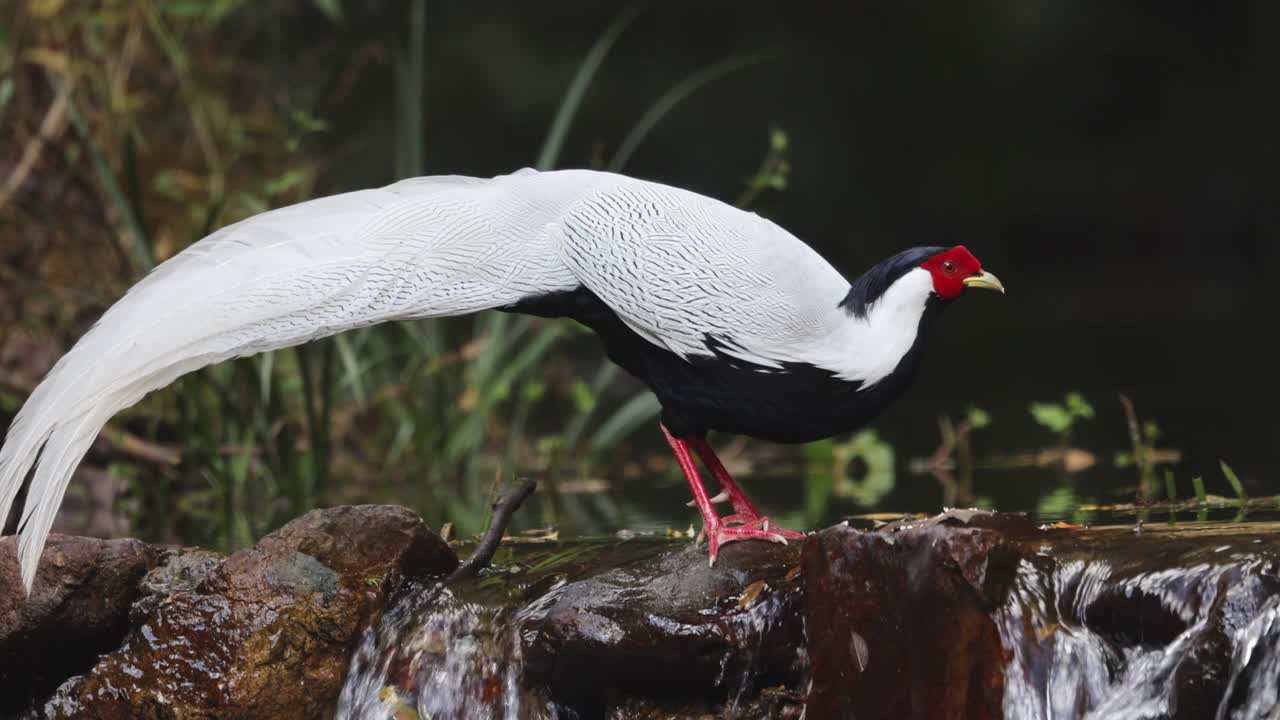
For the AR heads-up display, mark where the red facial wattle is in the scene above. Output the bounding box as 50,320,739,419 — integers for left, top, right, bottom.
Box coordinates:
921,245,1001,299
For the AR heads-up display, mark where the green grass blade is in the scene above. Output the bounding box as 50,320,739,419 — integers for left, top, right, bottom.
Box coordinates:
56,69,154,274
406,0,426,175
1220,460,1247,501
1192,476,1206,504
535,3,641,171
256,351,275,406
332,333,368,405
559,362,619,457
0,76,15,128
608,48,780,172
443,323,566,461
395,0,428,178
587,390,661,455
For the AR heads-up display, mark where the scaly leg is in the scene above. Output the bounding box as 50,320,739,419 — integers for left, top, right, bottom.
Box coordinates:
661,423,797,565
687,434,806,539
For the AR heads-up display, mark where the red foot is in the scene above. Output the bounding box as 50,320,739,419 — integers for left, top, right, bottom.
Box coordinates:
661,423,808,565
707,522,792,566
722,514,807,539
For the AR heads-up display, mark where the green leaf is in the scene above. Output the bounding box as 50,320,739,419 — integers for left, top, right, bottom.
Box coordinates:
313,0,342,22
802,438,835,524
521,381,546,403
1064,392,1094,419
570,380,597,414
966,405,991,429
1142,420,1161,443
1029,403,1072,434
1036,485,1077,521
831,429,895,507
769,127,788,152
264,170,305,197
1220,460,1248,501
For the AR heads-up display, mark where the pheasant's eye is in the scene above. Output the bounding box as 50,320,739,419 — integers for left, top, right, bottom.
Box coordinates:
942,260,956,273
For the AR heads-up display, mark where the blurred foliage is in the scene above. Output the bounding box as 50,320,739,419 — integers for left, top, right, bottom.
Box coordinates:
1,2,1256,551
1029,391,1095,439
0,0,794,549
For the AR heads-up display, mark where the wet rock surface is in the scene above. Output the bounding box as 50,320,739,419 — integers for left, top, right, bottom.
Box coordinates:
0,535,164,715
37,505,458,720
342,512,1280,720
801,517,1022,720
8,507,1280,719
521,541,806,715
338,538,808,719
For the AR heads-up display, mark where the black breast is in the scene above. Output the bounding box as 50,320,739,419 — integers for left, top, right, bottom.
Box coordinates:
503,287,939,443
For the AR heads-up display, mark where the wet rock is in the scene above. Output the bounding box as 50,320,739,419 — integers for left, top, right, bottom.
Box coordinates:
339,538,809,719
0,534,163,715
14,504,1280,719
800,516,1025,720
44,505,458,720
520,541,805,715
801,510,1280,719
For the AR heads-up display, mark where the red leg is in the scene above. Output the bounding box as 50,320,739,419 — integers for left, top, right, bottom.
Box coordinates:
661,423,799,565
686,436,763,522
687,435,805,539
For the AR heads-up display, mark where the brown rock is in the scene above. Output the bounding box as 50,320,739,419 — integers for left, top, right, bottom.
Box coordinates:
43,505,457,720
800,517,1023,720
0,534,162,715
520,541,806,714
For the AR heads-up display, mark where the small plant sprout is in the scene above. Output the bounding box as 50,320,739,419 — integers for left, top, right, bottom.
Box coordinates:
1029,391,1094,444
1192,476,1207,504
911,405,992,506
1115,394,1182,498
1220,460,1248,502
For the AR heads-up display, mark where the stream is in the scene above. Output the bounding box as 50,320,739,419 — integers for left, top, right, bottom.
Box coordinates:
334,512,1280,719
6,505,1279,718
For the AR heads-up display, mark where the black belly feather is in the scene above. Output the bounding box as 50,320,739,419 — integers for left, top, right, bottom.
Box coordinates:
503,287,942,443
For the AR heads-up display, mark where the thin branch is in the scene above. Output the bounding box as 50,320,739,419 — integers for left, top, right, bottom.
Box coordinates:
447,479,537,582
0,73,71,210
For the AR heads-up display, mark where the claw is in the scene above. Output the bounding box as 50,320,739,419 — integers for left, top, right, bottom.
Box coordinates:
687,490,730,508
660,423,807,567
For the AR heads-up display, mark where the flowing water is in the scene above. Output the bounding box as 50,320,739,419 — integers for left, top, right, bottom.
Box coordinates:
337,583,528,720
336,520,1280,719
995,524,1280,719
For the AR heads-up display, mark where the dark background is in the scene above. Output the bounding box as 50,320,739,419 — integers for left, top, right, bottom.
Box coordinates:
310,2,1279,489
4,1,1277,538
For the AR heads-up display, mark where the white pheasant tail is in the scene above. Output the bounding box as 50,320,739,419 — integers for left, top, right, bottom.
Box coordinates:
0,169,586,592
2,166,880,593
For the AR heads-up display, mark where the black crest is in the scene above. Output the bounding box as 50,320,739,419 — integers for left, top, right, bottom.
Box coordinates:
838,246,945,319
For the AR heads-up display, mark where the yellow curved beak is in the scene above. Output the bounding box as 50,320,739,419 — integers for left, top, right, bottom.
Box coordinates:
963,270,1005,294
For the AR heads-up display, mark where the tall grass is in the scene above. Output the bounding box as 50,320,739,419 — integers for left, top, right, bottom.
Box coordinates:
2,1,787,548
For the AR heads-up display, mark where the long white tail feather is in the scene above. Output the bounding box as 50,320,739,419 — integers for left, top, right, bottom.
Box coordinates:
1,168,587,592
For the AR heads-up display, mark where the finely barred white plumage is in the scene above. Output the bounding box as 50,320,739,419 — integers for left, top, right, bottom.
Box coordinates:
1,167,995,591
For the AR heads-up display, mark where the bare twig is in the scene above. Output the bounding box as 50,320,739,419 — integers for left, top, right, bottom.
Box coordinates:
101,427,181,466
0,74,71,210
3,372,181,466
447,479,537,582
